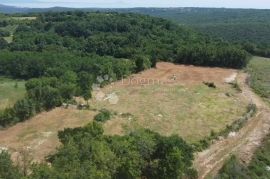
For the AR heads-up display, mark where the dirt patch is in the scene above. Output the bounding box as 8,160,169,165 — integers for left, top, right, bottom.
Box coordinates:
118,62,238,87
0,108,95,162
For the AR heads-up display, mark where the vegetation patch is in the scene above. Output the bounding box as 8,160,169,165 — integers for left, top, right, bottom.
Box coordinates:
203,81,216,88
195,103,257,151
94,109,112,122
217,133,270,178
0,77,25,110
247,56,270,104
0,122,197,179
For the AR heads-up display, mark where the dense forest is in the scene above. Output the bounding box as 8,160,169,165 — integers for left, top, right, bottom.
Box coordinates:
4,12,248,67
123,8,270,58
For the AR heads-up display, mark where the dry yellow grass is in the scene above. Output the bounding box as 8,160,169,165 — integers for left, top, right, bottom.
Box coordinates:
91,63,248,142
0,108,96,162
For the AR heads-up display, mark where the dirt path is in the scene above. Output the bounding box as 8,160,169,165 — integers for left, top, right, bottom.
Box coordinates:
193,72,270,178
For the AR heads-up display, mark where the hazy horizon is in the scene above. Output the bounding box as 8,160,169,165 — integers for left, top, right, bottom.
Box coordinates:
1,0,270,9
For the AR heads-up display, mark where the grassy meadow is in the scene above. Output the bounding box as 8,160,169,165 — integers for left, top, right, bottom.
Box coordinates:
0,77,26,110
92,83,248,143
248,56,270,104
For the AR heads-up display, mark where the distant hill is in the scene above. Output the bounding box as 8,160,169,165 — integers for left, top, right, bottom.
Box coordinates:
0,4,29,13
0,4,76,14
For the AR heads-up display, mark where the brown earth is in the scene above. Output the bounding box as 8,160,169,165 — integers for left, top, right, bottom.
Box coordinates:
118,62,238,87
193,72,270,178
0,108,95,162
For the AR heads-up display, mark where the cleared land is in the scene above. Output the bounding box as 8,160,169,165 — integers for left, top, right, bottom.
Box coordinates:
0,63,248,163
0,77,25,110
0,108,95,162
91,62,248,142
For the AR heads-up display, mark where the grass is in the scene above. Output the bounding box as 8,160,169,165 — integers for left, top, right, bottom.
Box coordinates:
91,83,247,143
10,17,37,21
0,25,17,43
247,56,270,104
0,16,35,43
0,77,26,110
217,134,270,178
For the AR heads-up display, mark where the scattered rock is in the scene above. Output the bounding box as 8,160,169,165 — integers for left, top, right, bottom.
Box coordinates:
42,131,53,138
0,147,8,153
228,132,237,138
224,73,237,83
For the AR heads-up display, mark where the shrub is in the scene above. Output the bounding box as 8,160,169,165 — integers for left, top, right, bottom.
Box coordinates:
203,81,216,88
94,109,111,122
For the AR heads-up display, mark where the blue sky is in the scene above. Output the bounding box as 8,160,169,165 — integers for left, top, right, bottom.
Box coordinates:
1,0,269,9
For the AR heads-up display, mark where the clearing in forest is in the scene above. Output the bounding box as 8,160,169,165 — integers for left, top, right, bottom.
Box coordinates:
0,77,25,110
91,62,248,142
0,62,248,162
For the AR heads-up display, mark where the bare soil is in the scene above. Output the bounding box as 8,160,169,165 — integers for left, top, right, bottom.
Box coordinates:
118,62,238,87
0,108,95,162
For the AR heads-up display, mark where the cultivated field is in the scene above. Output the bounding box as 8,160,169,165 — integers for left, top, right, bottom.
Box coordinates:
0,77,25,110
91,62,249,142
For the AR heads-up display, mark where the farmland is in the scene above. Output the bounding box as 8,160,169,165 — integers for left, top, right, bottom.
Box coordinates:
0,77,25,110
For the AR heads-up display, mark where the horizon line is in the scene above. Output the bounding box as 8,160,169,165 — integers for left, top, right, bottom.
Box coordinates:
1,3,270,10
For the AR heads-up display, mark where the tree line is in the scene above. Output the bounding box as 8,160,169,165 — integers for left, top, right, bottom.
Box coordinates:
0,50,135,127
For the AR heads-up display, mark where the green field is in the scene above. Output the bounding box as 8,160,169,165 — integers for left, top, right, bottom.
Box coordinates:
0,77,26,110
0,25,17,43
247,56,270,104
0,16,35,43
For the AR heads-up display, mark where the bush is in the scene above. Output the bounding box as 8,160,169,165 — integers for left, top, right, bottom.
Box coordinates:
0,151,22,179
231,82,242,92
216,155,250,179
203,81,216,88
0,29,10,37
94,109,111,122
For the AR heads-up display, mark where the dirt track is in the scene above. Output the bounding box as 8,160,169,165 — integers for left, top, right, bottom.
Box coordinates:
193,72,270,178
